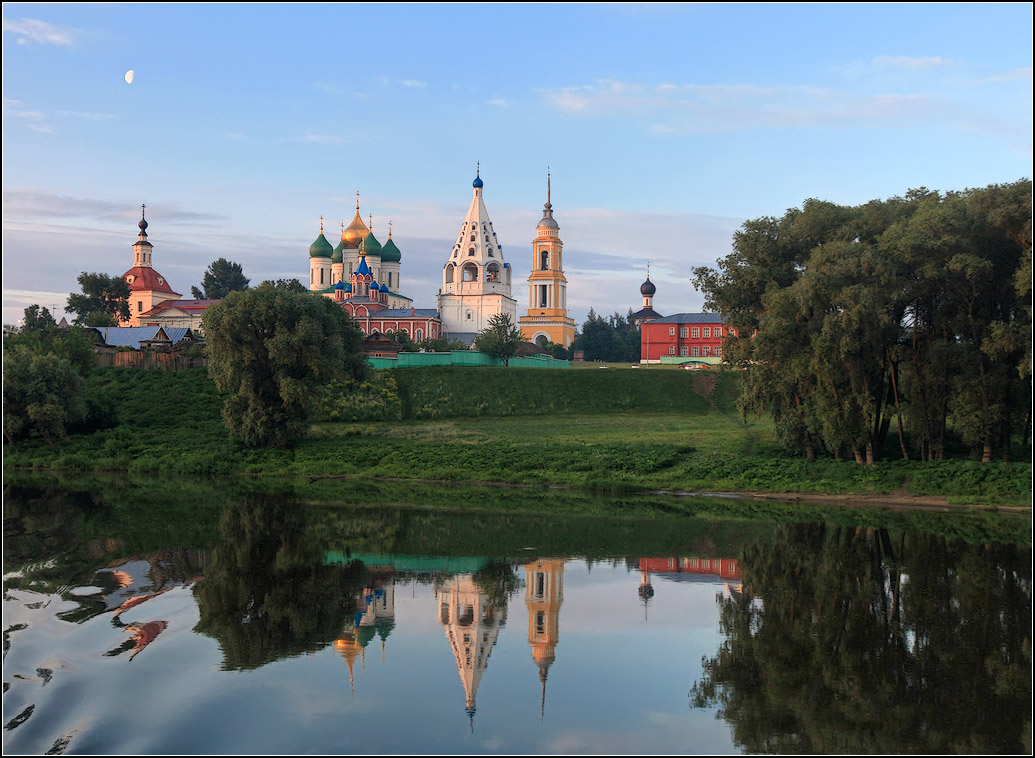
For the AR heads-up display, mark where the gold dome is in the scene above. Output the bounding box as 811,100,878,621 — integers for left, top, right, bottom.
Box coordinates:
342,195,369,250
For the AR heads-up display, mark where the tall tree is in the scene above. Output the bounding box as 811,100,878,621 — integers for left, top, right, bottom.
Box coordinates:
3,345,87,445
22,304,57,331
473,312,522,365
191,258,250,299
257,278,306,293
66,272,130,326
204,288,366,447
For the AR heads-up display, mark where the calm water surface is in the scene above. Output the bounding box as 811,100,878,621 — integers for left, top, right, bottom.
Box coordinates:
3,478,1031,754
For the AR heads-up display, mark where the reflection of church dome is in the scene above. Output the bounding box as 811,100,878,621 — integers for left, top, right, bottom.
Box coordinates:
376,617,396,640
638,583,655,599
640,277,656,296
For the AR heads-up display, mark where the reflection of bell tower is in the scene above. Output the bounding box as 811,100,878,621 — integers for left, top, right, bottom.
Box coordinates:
438,574,507,727
525,559,565,716
638,568,655,621
335,580,396,694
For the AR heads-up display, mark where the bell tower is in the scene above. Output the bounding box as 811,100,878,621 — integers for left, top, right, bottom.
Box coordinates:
519,172,575,348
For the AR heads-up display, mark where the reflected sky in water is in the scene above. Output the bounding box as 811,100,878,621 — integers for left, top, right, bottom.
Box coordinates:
4,558,739,755
4,482,1030,754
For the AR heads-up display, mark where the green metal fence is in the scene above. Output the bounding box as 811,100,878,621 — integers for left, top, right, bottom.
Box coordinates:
369,350,569,369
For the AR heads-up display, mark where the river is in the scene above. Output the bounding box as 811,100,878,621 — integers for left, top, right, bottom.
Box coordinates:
3,475,1030,754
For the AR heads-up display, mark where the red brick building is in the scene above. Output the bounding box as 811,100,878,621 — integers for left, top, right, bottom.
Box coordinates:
640,313,734,363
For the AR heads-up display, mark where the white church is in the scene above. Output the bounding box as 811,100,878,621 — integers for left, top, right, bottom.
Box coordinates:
437,168,518,338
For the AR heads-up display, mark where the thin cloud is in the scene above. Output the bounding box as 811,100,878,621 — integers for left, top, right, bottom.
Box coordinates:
292,131,347,144
543,76,1025,137
2,17,75,46
870,55,955,70
378,76,427,88
57,110,117,121
2,190,224,225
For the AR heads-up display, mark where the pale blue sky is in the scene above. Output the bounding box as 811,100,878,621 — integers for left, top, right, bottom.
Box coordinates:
3,3,1031,326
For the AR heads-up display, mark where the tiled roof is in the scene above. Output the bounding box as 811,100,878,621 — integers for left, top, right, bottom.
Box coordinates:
140,299,219,317
122,266,180,294
647,312,725,324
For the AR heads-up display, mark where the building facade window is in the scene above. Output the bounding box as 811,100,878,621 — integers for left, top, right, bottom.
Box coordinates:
668,346,675,355
669,326,676,336
680,346,688,356
703,327,711,338
691,327,700,338
680,327,689,338
715,345,722,357
692,346,700,356
703,346,711,356
714,327,722,337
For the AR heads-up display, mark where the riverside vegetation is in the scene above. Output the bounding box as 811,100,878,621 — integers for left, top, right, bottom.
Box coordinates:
3,365,1030,507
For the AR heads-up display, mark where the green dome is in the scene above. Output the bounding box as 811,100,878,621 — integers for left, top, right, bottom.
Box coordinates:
381,237,401,263
358,231,382,258
309,232,333,258
332,239,345,263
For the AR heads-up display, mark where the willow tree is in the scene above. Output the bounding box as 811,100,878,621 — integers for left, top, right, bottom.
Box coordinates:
204,288,366,447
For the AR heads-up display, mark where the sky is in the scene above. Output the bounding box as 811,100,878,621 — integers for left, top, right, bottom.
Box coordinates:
2,3,1031,328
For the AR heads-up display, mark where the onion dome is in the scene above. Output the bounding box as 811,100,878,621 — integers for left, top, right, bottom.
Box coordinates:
358,230,382,258
344,282,353,293
473,162,483,188
332,222,345,263
370,281,381,292
381,237,401,263
334,280,345,290
640,277,656,296
310,226,333,258
342,194,369,250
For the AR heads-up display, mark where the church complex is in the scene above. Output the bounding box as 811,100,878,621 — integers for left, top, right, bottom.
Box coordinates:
114,167,722,360
306,168,574,348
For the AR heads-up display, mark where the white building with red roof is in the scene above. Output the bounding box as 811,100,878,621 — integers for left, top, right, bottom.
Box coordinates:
120,206,183,326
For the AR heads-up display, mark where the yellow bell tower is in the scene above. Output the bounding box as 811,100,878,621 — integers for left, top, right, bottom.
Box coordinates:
519,173,575,348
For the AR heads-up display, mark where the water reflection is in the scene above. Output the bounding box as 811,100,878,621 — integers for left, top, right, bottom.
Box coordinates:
2,480,1030,754
689,524,1032,754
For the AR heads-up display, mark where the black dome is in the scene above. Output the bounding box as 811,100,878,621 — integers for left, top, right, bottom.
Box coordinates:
640,278,656,296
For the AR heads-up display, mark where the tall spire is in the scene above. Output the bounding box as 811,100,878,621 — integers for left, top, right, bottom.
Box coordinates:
546,168,551,210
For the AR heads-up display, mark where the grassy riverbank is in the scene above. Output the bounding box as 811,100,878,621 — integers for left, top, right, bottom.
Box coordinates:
3,366,1030,507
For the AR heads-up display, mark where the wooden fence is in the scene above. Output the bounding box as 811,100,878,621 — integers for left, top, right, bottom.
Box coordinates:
95,351,209,371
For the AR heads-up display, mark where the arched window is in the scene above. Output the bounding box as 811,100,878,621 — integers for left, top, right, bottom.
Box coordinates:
540,249,549,270
388,272,392,288
445,264,455,283
486,264,501,283
416,328,423,341
468,247,475,256
462,264,478,282
470,233,475,242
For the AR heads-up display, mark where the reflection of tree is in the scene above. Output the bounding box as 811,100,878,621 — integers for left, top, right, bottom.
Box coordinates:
691,524,1031,754
472,560,521,610
193,495,367,670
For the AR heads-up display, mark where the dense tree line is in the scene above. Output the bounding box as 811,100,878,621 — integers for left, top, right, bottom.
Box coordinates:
573,308,641,362
692,181,1031,463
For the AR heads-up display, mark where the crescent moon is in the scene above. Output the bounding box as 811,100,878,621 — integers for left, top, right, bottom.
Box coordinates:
125,70,134,85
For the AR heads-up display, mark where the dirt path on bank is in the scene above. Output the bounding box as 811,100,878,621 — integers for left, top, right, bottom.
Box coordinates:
652,488,1032,514
305,473,1031,514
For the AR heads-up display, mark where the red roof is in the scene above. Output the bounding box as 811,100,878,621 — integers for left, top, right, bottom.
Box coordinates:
122,266,180,295
140,299,219,317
